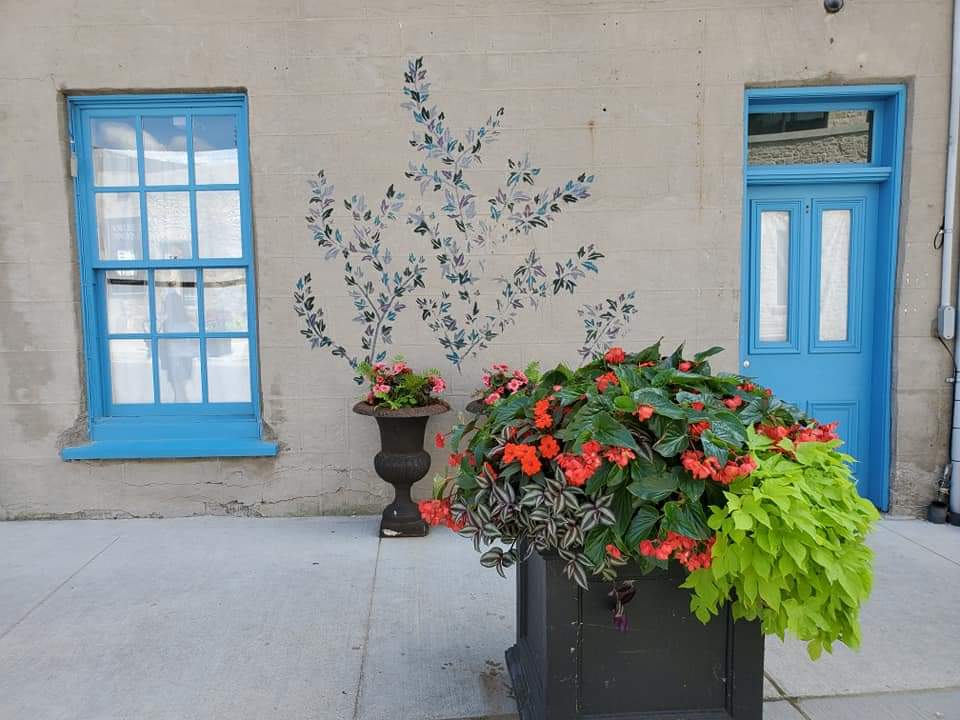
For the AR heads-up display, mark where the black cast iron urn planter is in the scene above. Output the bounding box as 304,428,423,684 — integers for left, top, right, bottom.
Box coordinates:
506,549,764,720
353,400,449,538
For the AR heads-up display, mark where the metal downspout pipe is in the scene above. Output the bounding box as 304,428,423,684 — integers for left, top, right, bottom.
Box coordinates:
945,0,960,519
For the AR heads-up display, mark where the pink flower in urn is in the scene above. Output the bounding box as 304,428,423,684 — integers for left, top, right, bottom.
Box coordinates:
373,362,388,372
507,379,522,392
430,376,446,394
484,392,501,406
373,383,391,395
481,373,492,388
493,363,510,373
392,361,408,374
513,370,528,384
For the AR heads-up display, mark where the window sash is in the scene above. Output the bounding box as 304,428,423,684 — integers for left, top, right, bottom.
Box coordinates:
69,95,261,425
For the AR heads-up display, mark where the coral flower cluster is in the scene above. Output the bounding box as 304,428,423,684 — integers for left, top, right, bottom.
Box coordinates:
604,347,626,364
533,398,553,429
358,358,445,409
557,440,604,486
759,421,840,444
479,363,530,405
595,371,619,392
639,532,716,571
418,498,464,530
681,450,757,485
503,442,543,476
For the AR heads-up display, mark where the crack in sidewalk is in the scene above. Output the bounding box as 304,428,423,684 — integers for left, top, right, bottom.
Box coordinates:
0,534,121,643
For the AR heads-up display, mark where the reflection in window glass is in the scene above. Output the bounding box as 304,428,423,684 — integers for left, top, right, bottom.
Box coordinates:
194,115,239,184
91,117,138,186
204,269,247,332
105,270,149,334
158,339,202,403
748,110,873,165
196,190,242,258
96,192,142,261
759,211,790,342
207,338,251,402
155,269,198,333
109,339,154,404
819,210,852,342
143,116,188,185
147,192,191,260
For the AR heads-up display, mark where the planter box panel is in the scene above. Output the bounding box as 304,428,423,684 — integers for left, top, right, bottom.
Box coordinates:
579,570,731,716
507,550,763,720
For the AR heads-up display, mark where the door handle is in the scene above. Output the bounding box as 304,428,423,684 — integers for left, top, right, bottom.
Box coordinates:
742,359,751,368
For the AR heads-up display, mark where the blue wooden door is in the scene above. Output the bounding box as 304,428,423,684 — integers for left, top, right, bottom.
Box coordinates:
743,182,882,505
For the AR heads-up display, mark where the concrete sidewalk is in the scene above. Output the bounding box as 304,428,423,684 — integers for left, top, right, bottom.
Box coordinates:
0,517,958,720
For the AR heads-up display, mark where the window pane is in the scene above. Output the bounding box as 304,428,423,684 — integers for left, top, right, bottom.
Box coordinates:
819,210,852,342
207,338,251,402
109,339,154,404
105,270,149,334
204,268,247,332
194,115,239,185
196,190,242,258
91,117,138,186
748,110,873,165
147,191,191,260
96,192,142,261
158,339,202,403
155,269,198,333
759,210,790,342
143,116,188,185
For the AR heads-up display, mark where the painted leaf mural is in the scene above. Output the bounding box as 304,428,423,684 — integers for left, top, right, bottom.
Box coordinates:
296,57,629,377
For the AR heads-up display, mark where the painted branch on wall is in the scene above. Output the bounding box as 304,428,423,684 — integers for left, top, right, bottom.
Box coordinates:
402,57,601,370
295,57,631,379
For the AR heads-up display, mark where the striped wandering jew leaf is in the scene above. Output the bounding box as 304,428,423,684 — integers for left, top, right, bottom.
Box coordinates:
479,547,503,568
597,507,618,526
520,488,544,506
580,511,599,534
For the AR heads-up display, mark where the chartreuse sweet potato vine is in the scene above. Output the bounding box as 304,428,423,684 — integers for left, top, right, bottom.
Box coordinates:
683,427,878,660
421,342,879,655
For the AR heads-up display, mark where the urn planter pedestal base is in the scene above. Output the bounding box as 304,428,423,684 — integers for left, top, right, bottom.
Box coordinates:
506,550,764,720
353,401,449,539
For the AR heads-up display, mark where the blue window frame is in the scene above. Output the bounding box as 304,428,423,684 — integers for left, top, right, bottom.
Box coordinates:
63,94,277,460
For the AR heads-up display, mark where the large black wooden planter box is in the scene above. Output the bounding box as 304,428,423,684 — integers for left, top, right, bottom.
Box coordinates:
505,550,764,719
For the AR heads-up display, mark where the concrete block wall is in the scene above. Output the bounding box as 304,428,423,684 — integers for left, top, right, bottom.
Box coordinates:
0,0,953,519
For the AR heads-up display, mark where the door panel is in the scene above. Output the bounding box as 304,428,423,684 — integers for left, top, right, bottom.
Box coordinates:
744,183,878,504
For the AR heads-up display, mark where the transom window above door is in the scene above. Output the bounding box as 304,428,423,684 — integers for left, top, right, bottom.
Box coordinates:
64,94,276,460
747,109,875,165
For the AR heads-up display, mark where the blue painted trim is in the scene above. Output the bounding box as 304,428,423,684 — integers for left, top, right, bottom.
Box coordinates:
62,438,278,460
90,258,250,269
66,93,270,460
741,84,906,511
746,166,892,185
873,85,907,512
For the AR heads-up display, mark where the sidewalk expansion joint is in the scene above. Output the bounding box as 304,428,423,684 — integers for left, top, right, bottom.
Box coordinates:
351,535,383,720
878,522,960,569
765,672,814,720
0,534,121,643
